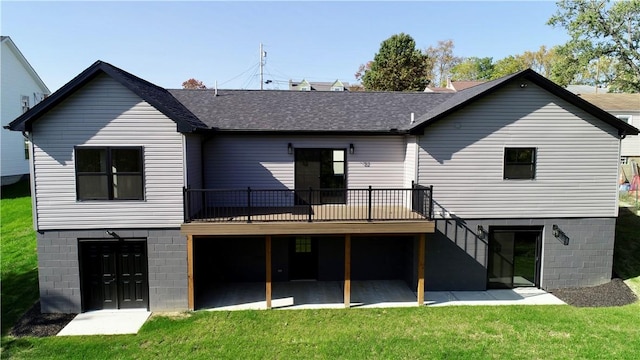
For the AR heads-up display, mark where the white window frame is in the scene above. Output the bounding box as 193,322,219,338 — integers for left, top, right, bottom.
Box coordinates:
616,115,632,124
21,95,30,113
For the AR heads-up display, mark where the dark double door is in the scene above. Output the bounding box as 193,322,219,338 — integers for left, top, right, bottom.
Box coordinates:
488,227,542,289
80,240,148,311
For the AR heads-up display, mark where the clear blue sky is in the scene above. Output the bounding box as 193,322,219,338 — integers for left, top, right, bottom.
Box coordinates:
2,1,568,92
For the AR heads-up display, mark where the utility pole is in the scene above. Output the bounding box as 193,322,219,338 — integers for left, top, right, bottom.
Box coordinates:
259,43,266,90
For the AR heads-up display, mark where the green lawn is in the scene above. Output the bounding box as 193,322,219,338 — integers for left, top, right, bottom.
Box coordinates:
2,181,639,359
0,180,39,335
614,206,640,294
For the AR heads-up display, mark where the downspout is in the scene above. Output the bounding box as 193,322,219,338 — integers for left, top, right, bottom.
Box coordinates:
414,135,420,185
615,131,623,217
25,131,39,231
182,134,188,187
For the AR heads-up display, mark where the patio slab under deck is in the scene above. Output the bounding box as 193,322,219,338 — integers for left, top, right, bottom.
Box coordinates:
199,281,346,311
197,281,565,311
350,280,419,308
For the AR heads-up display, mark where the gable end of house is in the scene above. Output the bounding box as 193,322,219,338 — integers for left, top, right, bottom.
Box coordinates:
409,69,639,137
6,60,207,133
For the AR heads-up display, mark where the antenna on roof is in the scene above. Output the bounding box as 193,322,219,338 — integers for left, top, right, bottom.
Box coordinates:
260,43,265,90
215,81,218,97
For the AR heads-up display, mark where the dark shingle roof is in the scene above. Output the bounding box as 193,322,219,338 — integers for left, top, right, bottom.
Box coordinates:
7,61,206,132
410,69,639,136
7,61,637,137
169,89,453,133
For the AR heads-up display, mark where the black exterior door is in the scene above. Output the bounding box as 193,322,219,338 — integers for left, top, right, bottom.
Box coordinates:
488,227,542,289
289,237,317,280
295,149,322,204
118,242,149,309
295,148,346,204
80,240,148,311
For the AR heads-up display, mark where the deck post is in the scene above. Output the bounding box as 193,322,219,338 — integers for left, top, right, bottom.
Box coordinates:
367,186,372,221
344,234,351,308
308,187,313,222
428,185,434,220
266,235,272,309
417,233,425,306
183,187,190,223
247,187,252,223
187,234,195,310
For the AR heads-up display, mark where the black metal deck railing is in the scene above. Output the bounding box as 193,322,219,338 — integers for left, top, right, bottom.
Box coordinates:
184,185,433,223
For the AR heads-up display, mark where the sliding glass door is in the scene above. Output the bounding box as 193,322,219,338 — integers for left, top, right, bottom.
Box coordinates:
488,227,542,289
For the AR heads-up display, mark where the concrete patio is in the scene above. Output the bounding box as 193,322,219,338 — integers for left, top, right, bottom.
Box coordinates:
57,309,151,336
197,280,565,311
57,280,564,336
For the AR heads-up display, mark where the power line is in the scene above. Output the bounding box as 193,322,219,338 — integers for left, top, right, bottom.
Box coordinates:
218,62,260,87
241,65,260,89
266,63,351,83
263,67,281,90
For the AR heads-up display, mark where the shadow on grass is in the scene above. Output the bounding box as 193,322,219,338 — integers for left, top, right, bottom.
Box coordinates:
1,336,38,359
1,177,31,199
613,207,640,282
1,269,39,335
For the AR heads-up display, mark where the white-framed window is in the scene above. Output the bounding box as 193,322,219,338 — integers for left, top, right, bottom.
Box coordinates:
299,86,310,91
331,86,344,91
616,115,632,124
21,95,30,113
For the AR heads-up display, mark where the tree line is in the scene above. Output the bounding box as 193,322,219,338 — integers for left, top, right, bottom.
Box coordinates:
183,1,638,93
355,0,639,93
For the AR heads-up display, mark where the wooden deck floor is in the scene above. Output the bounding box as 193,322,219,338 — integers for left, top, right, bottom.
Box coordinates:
182,205,433,236
191,205,429,222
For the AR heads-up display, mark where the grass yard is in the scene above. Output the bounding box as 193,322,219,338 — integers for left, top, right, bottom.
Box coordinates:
0,180,39,335
614,206,640,294
3,305,640,359
1,181,639,359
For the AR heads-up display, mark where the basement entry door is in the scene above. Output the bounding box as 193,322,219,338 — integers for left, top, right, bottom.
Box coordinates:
487,227,542,289
79,240,149,311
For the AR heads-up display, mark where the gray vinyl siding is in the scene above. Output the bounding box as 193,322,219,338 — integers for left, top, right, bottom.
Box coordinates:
402,136,418,208
204,135,407,208
417,82,620,219
204,135,406,192
31,74,185,230
184,134,203,216
185,134,203,189
609,110,640,157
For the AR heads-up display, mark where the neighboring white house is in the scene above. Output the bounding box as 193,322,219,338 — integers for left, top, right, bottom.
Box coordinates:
289,79,350,91
7,61,638,314
1,36,50,185
578,93,640,164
